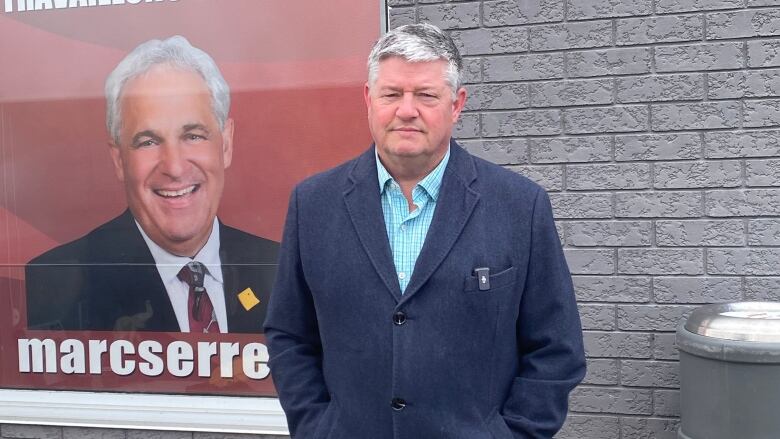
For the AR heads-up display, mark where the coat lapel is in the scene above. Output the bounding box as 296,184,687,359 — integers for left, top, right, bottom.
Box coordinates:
401,142,480,302
343,147,403,302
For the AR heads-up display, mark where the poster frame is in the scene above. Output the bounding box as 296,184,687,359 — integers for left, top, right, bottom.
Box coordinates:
0,1,388,434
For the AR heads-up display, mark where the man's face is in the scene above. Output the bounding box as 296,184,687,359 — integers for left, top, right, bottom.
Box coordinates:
364,57,466,171
110,65,233,257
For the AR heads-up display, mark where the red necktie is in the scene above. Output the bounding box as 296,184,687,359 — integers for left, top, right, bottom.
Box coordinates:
177,261,220,333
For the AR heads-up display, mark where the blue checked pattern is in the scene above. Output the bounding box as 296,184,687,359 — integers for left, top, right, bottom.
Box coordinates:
376,149,450,293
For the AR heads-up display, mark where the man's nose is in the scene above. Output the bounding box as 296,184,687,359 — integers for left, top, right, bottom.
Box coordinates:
396,93,419,119
158,143,186,177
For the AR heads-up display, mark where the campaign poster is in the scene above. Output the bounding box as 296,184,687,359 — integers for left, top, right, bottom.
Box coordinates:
0,0,381,397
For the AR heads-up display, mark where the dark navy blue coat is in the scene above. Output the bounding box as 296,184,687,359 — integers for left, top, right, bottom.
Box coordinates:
265,142,585,438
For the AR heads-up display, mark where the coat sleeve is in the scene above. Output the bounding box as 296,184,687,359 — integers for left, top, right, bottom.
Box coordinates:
501,188,586,438
264,186,331,438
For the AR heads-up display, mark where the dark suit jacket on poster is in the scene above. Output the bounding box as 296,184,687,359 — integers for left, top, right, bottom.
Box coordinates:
265,141,586,438
26,210,279,333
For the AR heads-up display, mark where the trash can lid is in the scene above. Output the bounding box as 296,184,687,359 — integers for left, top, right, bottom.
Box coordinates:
685,302,780,342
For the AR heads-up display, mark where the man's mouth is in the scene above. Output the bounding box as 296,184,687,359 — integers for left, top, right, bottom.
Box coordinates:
154,184,199,198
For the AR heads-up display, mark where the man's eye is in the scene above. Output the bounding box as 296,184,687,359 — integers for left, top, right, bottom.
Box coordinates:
135,139,156,148
185,134,206,141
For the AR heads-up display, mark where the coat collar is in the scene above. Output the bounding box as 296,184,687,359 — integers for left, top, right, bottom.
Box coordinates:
343,140,480,303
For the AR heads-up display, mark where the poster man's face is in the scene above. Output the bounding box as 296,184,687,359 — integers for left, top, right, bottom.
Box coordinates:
110,65,233,257
364,57,465,169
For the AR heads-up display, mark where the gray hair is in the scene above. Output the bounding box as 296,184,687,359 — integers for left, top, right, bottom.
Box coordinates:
367,23,463,97
105,35,230,144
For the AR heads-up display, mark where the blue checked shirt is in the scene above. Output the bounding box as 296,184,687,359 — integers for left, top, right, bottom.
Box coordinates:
376,148,450,293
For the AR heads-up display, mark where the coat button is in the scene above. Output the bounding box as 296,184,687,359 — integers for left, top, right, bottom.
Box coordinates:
393,311,407,325
391,398,406,411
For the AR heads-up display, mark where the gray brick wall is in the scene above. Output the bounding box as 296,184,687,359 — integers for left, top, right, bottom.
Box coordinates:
7,1,779,438
389,1,777,438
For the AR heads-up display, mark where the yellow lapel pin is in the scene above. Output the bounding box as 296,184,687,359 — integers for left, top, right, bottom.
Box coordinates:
238,287,260,311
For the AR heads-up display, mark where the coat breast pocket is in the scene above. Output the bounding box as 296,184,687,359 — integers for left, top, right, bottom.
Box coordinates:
463,266,518,293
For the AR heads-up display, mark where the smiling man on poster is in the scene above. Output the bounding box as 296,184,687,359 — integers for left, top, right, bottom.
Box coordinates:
25,36,278,333
265,23,585,438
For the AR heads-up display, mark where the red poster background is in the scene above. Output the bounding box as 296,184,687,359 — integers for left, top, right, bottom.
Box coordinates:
0,0,380,396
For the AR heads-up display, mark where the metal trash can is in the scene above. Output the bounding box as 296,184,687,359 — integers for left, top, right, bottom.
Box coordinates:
677,301,780,439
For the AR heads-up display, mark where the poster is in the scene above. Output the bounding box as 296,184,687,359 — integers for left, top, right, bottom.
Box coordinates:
0,0,381,397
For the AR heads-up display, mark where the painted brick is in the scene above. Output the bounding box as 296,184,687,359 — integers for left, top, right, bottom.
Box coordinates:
706,9,780,39
483,0,565,26
126,432,191,439
462,57,482,84
654,333,680,360
618,305,696,330
195,433,282,439
616,74,705,103
708,68,780,99
550,193,613,218
570,387,653,415
618,249,704,275
651,102,741,131
531,79,613,107
745,277,780,300
573,276,652,302
655,0,741,14
482,110,561,136
460,139,529,165
583,331,653,357
566,221,652,246
387,0,414,5
654,276,743,303
744,99,780,128
654,390,680,417
621,360,680,388
483,53,565,82
656,219,744,246
565,105,648,134
567,163,651,190
748,38,780,67
749,218,780,244
564,249,616,274
615,192,702,218
63,427,125,439
558,415,620,439
530,136,612,163
655,42,743,72
621,418,681,439
1,425,62,439
615,133,702,161
747,158,780,186
583,359,620,385
616,15,704,46
654,160,742,189
418,3,480,29
579,304,616,330
705,129,780,158
708,248,780,274
454,112,480,138
388,6,416,28
749,0,780,5
706,189,780,216
567,0,652,20
508,165,563,191
567,47,652,78
465,83,528,111
529,20,613,51
451,28,528,57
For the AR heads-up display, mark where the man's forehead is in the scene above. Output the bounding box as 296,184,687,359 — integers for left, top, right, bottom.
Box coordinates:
122,64,209,98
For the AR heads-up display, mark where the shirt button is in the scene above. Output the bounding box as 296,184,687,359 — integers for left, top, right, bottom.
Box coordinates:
393,311,407,325
400,224,407,231
398,272,406,280
391,398,406,411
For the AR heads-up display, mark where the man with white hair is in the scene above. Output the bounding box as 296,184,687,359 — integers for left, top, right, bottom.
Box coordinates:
26,36,278,333
265,23,585,438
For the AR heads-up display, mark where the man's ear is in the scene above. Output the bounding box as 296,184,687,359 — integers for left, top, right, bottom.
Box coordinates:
222,118,235,169
363,82,372,112
451,87,467,123
108,142,125,182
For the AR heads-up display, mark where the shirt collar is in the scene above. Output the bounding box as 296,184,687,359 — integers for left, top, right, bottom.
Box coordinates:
135,218,223,284
375,146,450,201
